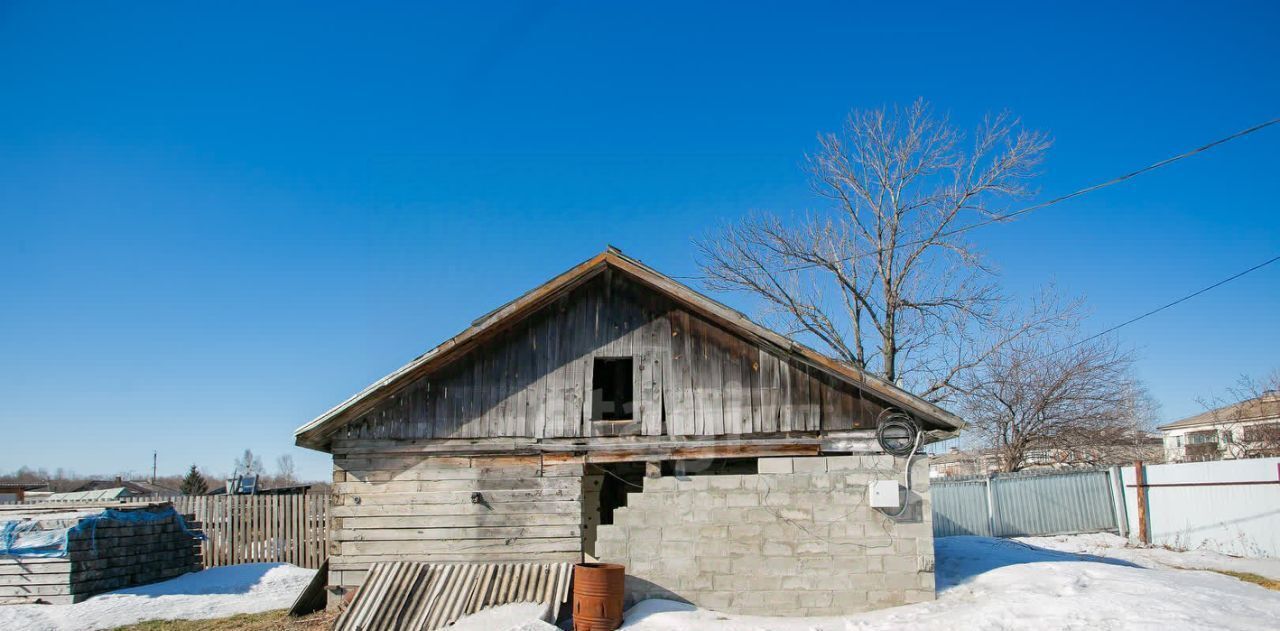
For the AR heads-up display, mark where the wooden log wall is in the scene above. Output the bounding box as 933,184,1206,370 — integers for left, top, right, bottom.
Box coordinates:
338,272,888,443
328,454,585,597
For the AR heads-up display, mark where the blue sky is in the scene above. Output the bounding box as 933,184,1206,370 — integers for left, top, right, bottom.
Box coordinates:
1,2,1277,482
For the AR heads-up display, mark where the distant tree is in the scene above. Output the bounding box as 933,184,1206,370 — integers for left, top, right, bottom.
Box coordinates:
961,315,1146,472
275,455,296,486
234,449,264,477
1196,370,1280,461
180,464,209,496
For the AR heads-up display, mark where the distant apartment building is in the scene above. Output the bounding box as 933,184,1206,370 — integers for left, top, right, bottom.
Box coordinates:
1159,391,1280,462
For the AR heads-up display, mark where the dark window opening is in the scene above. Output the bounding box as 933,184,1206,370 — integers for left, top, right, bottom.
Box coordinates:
592,357,634,421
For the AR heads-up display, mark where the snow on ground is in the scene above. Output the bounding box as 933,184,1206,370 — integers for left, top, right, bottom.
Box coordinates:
2,536,1277,630
1017,532,1280,581
448,602,559,631
0,563,315,631
615,537,1280,630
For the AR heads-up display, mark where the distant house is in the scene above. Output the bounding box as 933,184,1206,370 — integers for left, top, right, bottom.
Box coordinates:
68,478,180,498
930,431,1163,478
0,483,46,503
1159,391,1280,462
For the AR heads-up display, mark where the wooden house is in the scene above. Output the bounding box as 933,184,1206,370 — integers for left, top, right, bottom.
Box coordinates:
296,248,963,614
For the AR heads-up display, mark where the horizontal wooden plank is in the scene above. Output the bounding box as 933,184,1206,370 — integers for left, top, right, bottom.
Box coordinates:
335,455,586,473
329,550,581,571
339,537,580,556
334,525,581,542
337,465,583,483
332,500,582,518
336,512,583,530
332,476,579,495
341,487,581,506
0,567,71,577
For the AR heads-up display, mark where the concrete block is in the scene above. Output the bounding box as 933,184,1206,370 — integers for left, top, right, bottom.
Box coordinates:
762,541,793,556
708,476,744,490
882,573,921,589
644,476,677,491
882,555,917,573
829,590,868,609
757,458,794,474
791,457,828,473
825,456,862,471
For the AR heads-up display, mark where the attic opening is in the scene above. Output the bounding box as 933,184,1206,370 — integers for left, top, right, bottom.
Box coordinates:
591,357,634,421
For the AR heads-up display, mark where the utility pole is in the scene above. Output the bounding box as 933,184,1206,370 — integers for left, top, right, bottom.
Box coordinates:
152,451,157,484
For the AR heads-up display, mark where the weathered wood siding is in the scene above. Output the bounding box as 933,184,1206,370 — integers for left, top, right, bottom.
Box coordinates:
337,272,889,442
328,453,584,594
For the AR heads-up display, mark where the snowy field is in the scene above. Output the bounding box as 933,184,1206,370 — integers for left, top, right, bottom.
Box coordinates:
1,536,1277,630
0,563,315,631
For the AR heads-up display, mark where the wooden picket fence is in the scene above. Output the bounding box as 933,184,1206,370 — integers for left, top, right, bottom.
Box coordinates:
167,494,330,569
6,494,331,569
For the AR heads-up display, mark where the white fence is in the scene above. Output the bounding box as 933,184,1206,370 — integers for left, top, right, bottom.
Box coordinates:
1118,457,1280,558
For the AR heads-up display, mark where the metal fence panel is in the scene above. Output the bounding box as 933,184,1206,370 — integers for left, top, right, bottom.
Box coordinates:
991,470,1116,537
932,479,992,537
933,469,1118,538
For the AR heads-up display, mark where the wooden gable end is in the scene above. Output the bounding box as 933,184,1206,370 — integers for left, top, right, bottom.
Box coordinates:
334,271,892,443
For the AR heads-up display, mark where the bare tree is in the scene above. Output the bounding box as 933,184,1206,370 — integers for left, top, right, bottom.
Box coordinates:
1194,370,1280,461
698,99,1061,403
275,454,297,486
960,320,1143,472
234,449,264,477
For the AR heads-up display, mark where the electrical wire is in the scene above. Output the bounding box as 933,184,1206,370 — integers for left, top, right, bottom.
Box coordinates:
1038,253,1280,359
667,116,1280,280
886,427,924,519
788,116,1280,272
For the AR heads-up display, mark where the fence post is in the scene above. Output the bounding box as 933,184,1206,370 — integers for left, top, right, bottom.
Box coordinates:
1108,466,1129,538
1134,460,1149,545
985,474,999,537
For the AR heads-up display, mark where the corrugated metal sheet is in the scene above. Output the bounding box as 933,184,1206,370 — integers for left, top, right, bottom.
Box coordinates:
991,470,1116,536
933,469,1118,538
333,561,573,631
932,478,992,537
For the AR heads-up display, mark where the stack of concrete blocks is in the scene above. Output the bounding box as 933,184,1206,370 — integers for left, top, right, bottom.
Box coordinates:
592,455,933,616
0,505,203,605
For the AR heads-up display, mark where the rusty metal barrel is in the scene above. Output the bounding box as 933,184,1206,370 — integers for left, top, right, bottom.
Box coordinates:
573,562,625,631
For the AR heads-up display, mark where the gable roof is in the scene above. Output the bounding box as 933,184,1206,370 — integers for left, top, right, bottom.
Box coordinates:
1158,391,1280,431
295,247,964,451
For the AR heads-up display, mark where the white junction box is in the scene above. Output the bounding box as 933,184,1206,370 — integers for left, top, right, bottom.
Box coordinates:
868,480,901,508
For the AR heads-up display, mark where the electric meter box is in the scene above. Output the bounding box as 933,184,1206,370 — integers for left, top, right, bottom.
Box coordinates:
868,480,901,508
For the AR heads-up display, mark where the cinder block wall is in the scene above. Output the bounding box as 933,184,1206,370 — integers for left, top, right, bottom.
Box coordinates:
593,455,933,616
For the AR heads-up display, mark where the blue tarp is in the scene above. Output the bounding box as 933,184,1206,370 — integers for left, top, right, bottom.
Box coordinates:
0,506,205,558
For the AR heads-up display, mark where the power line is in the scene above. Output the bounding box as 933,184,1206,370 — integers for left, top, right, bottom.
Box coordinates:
667,116,1279,280
788,116,1280,271
1044,253,1280,357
